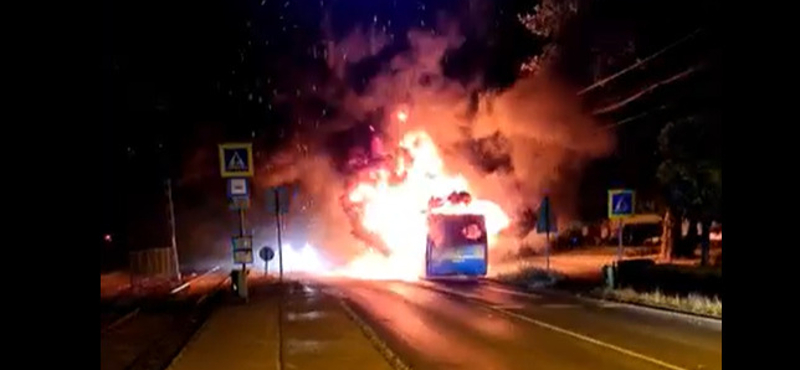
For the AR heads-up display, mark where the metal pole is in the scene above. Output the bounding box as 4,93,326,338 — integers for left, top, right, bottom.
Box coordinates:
165,179,181,281
544,200,550,272
274,188,285,370
275,189,284,282
545,230,550,272
617,219,624,263
239,208,246,273
277,286,284,370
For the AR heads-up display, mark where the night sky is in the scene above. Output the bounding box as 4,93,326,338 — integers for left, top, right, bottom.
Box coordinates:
102,0,719,266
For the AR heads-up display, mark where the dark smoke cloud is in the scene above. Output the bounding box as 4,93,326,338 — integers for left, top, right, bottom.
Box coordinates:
257,13,614,260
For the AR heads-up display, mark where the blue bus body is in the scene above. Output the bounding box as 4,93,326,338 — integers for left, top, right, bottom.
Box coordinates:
425,214,488,278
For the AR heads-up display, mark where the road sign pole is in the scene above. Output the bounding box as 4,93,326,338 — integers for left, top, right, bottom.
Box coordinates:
545,229,550,272
273,187,285,370
617,219,624,263
219,143,254,301
274,188,284,282
545,199,550,272
239,207,246,269
165,179,181,281
238,207,249,300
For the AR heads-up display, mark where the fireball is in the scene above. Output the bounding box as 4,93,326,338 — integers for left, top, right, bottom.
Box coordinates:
335,128,510,280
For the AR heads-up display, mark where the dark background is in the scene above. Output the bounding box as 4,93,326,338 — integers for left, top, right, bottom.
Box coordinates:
101,0,720,271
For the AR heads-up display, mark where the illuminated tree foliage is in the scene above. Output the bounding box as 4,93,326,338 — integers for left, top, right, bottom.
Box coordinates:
517,0,579,74
657,115,721,264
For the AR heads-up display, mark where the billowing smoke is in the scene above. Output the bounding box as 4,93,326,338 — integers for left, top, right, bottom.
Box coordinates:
257,15,614,263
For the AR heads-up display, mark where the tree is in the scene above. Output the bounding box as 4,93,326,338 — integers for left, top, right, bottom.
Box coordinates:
517,0,580,75
656,115,721,265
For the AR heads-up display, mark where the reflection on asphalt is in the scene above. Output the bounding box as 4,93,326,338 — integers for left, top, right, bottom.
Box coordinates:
330,279,721,370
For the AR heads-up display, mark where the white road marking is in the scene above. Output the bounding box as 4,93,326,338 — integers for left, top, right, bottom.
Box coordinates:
491,307,689,370
492,304,526,310
102,308,141,334
421,282,689,370
171,265,221,295
599,302,626,308
483,285,542,299
170,283,190,295
540,304,579,309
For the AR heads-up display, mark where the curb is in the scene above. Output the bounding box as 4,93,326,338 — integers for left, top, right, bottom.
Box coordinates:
483,278,722,327
337,297,413,370
584,291,722,321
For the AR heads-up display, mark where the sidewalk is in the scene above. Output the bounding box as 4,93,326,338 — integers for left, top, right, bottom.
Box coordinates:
166,276,393,370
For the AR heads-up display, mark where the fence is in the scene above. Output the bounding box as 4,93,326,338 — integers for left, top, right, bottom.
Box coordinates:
129,247,179,286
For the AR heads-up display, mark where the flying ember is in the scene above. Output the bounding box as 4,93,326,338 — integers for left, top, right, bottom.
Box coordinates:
336,129,510,280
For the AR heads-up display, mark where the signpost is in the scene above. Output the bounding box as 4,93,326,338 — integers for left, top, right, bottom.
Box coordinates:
266,185,293,283
259,246,275,275
608,189,635,263
232,235,254,264
219,143,254,300
266,185,292,370
536,196,557,272
218,143,254,178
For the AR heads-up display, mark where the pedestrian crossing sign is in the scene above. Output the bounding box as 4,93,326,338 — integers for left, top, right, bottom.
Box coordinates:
608,189,635,219
218,143,254,178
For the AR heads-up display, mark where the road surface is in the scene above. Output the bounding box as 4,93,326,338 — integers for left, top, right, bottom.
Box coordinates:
326,278,721,370
101,269,229,370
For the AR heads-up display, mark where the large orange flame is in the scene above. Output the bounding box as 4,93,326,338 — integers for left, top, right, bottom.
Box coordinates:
336,129,510,280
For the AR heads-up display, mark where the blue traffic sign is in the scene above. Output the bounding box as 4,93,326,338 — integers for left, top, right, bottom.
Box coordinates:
218,143,254,178
259,247,275,262
536,196,558,234
227,178,249,197
608,189,635,219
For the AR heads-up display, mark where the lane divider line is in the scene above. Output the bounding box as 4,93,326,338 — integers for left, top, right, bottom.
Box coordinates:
336,294,414,370
483,285,542,299
171,265,222,295
101,308,140,334
417,283,689,370
492,307,689,370
170,283,190,295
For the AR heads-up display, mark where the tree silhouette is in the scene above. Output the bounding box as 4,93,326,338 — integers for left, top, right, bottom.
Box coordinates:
656,114,721,264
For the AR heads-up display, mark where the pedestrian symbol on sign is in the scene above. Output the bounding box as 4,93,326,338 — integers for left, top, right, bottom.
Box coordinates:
608,189,635,219
614,197,628,213
228,152,247,171
218,143,254,178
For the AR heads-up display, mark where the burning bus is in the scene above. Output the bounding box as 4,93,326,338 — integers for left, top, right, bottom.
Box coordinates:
339,129,509,280
425,212,489,278
424,191,489,278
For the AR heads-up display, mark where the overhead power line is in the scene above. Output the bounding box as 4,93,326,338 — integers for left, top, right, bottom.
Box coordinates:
592,63,706,116
578,28,704,97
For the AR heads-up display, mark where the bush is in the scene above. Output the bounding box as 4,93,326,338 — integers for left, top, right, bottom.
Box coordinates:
616,262,722,298
598,288,721,318
496,263,566,288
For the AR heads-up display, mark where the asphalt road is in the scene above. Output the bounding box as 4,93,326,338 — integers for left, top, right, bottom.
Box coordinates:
327,278,721,370
100,270,230,370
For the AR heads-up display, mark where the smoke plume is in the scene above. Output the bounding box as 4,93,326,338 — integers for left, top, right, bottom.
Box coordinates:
256,16,614,261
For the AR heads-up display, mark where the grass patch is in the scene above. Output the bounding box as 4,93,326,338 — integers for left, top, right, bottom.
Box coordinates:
494,262,567,288
595,287,721,318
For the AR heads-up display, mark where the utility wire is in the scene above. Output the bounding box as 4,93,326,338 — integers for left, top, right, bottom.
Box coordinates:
592,63,706,116
578,28,704,96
